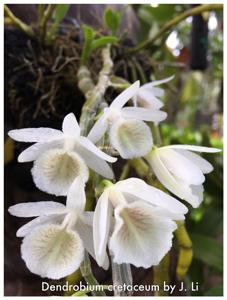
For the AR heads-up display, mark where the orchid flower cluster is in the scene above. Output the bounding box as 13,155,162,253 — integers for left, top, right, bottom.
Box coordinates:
8,77,220,280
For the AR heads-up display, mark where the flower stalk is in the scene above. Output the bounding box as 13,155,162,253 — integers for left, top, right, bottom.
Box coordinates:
175,221,193,280
153,253,170,296
39,4,57,43
80,252,106,296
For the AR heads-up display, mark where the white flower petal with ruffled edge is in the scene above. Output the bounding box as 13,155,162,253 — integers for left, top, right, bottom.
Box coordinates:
121,107,167,123
21,224,84,279
8,128,63,143
161,144,221,153
66,177,86,211
79,136,117,163
18,139,64,162
175,149,213,174
158,148,205,185
75,143,114,179
109,201,177,268
62,113,80,137
109,119,153,159
87,115,109,144
146,149,202,207
32,149,89,196
16,214,65,237
8,201,67,218
93,190,113,268
110,81,140,109
115,178,188,217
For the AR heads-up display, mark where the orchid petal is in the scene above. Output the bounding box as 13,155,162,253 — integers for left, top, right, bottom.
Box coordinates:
62,113,80,137
93,190,112,268
136,89,164,109
18,139,64,162
148,75,174,87
162,144,221,153
146,150,202,207
116,178,188,216
109,119,153,159
31,149,89,196
110,81,140,109
8,201,67,218
158,148,205,185
66,177,86,211
79,136,117,163
76,216,110,271
109,201,177,268
175,149,213,174
16,214,64,237
8,128,63,143
75,144,114,179
21,224,84,279
190,184,204,207
121,107,167,123
87,115,109,144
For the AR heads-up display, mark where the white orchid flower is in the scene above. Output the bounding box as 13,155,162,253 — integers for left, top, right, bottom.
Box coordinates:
8,177,108,279
145,145,221,208
88,81,167,159
93,178,188,269
8,113,117,195
133,76,174,111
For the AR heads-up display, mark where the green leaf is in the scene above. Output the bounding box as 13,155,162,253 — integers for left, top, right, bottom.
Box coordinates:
204,285,223,296
92,36,118,50
190,233,223,272
80,25,96,65
53,4,69,23
47,4,70,41
103,8,122,35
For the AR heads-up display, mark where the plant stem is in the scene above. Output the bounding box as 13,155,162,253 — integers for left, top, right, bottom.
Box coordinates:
65,269,82,296
4,5,34,37
153,253,170,296
127,4,223,54
152,124,162,146
129,158,150,178
38,4,45,25
78,45,113,135
80,252,106,296
39,4,57,43
119,162,130,181
175,221,193,280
